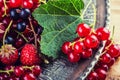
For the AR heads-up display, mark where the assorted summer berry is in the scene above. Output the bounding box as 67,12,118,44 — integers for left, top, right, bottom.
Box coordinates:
0,0,43,79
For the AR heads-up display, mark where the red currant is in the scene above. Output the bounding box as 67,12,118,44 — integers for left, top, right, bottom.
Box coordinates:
14,66,24,77
107,58,115,68
9,0,22,8
87,71,98,80
22,73,36,80
95,68,107,80
84,34,99,48
100,53,112,64
81,48,92,59
22,0,34,9
68,51,80,63
73,41,84,54
32,65,41,77
76,23,91,37
96,27,110,41
61,42,71,54
107,44,119,58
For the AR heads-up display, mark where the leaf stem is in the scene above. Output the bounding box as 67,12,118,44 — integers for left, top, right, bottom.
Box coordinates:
81,0,92,20
111,26,115,40
91,4,97,29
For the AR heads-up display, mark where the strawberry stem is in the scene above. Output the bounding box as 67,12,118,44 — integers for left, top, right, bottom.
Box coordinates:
3,20,13,47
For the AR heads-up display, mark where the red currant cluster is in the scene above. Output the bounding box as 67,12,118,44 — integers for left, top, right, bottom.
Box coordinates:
86,40,120,80
62,23,110,63
0,65,41,80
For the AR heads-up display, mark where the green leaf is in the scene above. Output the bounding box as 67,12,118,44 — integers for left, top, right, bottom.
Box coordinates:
32,0,84,58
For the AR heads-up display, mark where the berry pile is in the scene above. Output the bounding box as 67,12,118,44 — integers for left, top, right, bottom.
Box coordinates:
0,65,41,80
0,0,44,79
61,23,120,80
86,40,120,80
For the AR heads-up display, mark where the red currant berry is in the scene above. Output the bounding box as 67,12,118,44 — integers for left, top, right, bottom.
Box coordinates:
100,64,109,71
100,53,112,64
96,27,110,41
95,68,107,80
62,42,71,54
9,0,22,8
107,44,119,58
32,65,41,77
0,0,3,7
84,34,99,48
22,0,33,9
81,48,92,59
73,41,84,54
87,71,98,80
68,51,80,63
107,58,115,67
76,23,91,37
22,73,36,80
14,66,24,77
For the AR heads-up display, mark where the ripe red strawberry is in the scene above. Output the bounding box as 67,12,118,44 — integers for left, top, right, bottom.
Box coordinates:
20,44,40,66
0,44,18,65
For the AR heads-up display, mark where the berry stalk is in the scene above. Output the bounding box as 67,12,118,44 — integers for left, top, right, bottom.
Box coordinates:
2,20,13,47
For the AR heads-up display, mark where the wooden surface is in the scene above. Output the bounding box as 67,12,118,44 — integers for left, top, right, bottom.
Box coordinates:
110,0,120,43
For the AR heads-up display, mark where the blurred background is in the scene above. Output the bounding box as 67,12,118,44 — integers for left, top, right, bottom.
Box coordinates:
110,0,120,43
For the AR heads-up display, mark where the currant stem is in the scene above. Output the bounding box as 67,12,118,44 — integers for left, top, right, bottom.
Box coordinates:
3,20,13,47
29,18,37,48
3,0,7,17
15,30,29,43
111,26,115,40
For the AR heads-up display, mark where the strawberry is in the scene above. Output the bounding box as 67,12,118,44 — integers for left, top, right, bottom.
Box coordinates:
0,44,19,65
20,44,40,66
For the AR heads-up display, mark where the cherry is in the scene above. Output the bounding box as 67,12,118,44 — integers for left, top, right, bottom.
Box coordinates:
73,41,84,54
68,51,80,63
81,48,92,59
9,0,22,8
95,68,107,80
14,66,24,77
107,44,119,58
96,27,110,41
76,23,91,37
100,53,112,64
87,71,98,80
22,73,36,80
22,0,34,9
61,42,71,55
32,65,41,77
84,34,99,48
